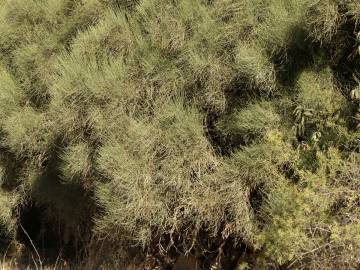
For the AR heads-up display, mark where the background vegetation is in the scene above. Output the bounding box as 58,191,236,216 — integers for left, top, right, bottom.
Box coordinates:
0,0,359,269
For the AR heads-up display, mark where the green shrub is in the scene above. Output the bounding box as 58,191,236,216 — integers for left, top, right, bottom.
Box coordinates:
0,68,24,120
306,0,345,44
297,68,344,113
0,190,18,236
60,142,91,182
2,107,53,157
256,0,308,57
216,101,280,149
0,0,358,269
235,43,277,93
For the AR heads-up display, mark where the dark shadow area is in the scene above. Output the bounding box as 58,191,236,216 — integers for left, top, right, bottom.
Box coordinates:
204,78,273,157
270,27,318,90
0,147,25,192
17,201,81,266
329,9,360,97
14,136,97,267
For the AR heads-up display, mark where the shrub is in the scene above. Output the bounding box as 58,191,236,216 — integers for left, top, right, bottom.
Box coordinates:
60,142,92,182
234,43,277,93
0,0,358,269
0,190,18,236
255,0,308,57
306,0,345,44
216,101,280,150
296,68,345,114
2,107,53,158
0,68,24,120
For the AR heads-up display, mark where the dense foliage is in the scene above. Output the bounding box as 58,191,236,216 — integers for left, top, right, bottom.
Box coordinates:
0,0,359,269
